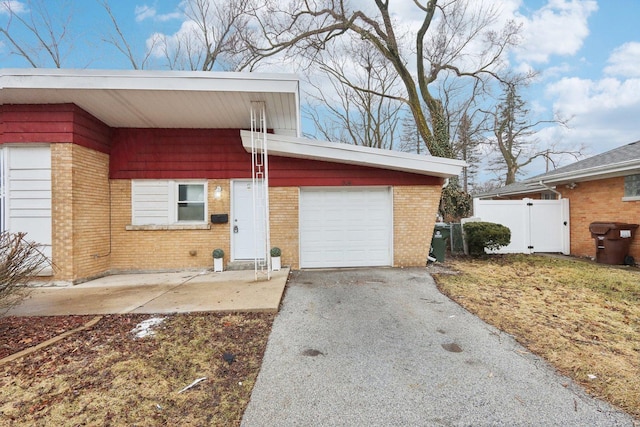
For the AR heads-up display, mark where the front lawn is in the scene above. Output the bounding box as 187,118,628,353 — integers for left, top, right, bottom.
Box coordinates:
0,312,274,426
433,254,639,420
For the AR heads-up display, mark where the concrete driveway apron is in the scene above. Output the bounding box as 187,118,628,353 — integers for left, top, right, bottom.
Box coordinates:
242,268,634,426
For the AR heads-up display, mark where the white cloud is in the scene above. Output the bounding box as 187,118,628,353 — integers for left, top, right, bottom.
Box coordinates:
604,42,640,78
515,0,597,64
134,5,156,22
543,75,640,153
135,4,181,23
0,1,26,15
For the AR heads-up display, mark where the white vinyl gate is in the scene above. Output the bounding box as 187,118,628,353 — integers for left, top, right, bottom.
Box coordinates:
472,198,570,254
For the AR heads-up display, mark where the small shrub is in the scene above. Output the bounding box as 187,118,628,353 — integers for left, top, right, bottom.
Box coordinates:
212,248,224,259
270,247,281,257
1,232,50,313
463,221,511,256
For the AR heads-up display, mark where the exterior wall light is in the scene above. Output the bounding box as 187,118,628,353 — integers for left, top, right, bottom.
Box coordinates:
214,186,222,199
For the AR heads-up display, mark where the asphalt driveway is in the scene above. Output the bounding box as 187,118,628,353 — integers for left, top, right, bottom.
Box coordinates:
241,268,634,426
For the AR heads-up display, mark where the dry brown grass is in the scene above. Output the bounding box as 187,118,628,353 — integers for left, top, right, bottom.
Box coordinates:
0,312,274,426
433,254,640,420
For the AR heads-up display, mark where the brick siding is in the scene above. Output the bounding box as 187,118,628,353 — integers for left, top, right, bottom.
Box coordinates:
558,177,640,261
51,144,110,282
393,186,443,267
106,182,440,274
110,179,230,272
269,187,300,269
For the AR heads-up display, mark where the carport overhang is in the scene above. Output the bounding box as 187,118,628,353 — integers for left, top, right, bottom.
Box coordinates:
0,68,301,136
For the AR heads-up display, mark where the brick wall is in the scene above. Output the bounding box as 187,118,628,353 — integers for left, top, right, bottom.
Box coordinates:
107,182,441,273
393,186,443,267
110,179,231,272
71,145,111,279
51,144,111,282
51,144,74,280
269,187,300,269
558,177,640,260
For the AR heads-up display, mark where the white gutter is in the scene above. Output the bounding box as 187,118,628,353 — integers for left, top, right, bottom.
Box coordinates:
538,180,562,199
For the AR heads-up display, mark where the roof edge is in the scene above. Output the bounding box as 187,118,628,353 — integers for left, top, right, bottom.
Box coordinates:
528,160,640,185
240,130,466,178
0,68,300,94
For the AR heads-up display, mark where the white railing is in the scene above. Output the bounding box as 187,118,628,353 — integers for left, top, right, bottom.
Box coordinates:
250,101,271,280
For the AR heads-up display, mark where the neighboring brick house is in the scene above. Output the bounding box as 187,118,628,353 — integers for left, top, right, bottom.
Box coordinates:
475,140,640,262
0,69,465,284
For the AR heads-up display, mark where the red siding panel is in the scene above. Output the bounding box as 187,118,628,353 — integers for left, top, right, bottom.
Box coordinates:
0,104,111,153
110,128,442,186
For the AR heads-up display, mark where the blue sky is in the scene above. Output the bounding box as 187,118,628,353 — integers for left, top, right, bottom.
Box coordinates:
1,0,639,179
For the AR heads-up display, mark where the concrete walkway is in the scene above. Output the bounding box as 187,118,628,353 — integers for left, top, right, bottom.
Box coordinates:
242,268,634,426
5,268,289,316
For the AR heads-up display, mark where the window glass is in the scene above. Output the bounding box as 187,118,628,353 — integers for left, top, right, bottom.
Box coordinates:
179,184,205,202
624,174,640,197
178,184,205,221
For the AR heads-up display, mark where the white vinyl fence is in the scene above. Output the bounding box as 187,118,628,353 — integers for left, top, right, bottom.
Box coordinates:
472,198,570,255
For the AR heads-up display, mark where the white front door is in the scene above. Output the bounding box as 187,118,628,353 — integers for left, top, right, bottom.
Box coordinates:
232,180,266,260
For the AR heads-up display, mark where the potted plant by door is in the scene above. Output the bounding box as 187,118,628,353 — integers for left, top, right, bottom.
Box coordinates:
213,248,224,272
270,247,281,271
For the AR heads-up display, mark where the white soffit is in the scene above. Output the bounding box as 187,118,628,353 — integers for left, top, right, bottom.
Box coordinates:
240,130,466,178
0,68,300,133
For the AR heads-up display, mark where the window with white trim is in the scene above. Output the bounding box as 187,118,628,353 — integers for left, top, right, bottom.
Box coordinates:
131,180,207,226
623,174,640,199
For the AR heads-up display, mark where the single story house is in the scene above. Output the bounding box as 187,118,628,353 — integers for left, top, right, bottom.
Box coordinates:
0,68,465,284
475,140,640,261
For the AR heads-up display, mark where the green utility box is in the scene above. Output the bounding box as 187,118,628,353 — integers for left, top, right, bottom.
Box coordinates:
430,223,451,262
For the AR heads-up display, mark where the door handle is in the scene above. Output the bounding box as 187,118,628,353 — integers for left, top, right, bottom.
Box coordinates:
234,225,239,233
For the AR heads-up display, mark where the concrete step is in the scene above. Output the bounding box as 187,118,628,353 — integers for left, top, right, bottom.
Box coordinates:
225,261,257,271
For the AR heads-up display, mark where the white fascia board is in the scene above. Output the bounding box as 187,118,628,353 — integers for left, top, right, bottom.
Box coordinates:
0,68,300,95
532,161,640,185
240,130,466,178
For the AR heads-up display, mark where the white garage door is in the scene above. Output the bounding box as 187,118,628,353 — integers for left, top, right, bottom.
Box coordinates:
300,187,393,268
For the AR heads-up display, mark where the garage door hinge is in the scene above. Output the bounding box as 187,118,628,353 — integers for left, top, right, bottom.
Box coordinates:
527,202,533,206
528,245,534,249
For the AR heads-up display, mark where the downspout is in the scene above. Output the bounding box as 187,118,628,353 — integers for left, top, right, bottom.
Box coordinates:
538,181,562,199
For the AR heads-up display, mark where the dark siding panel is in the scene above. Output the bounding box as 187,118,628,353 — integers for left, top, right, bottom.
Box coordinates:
110,128,253,179
0,104,111,152
110,128,442,186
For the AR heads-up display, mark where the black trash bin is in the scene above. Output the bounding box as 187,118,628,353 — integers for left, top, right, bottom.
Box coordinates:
430,223,451,263
589,222,639,265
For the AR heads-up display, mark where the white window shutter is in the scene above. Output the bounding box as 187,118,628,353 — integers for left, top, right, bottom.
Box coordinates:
131,180,171,225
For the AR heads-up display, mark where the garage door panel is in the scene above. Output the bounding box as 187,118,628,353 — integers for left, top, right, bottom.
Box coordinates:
300,187,392,268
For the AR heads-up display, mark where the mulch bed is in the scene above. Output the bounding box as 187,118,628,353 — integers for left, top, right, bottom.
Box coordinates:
0,316,96,360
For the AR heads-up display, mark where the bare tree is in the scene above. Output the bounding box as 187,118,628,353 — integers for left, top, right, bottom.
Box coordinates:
399,113,427,154
452,112,482,192
98,0,256,71
148,0,255,71
485,78,578,185
303,36,404,149
0,232,50,314
99,0,155,70
0,0,74,67
248,0,521,158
